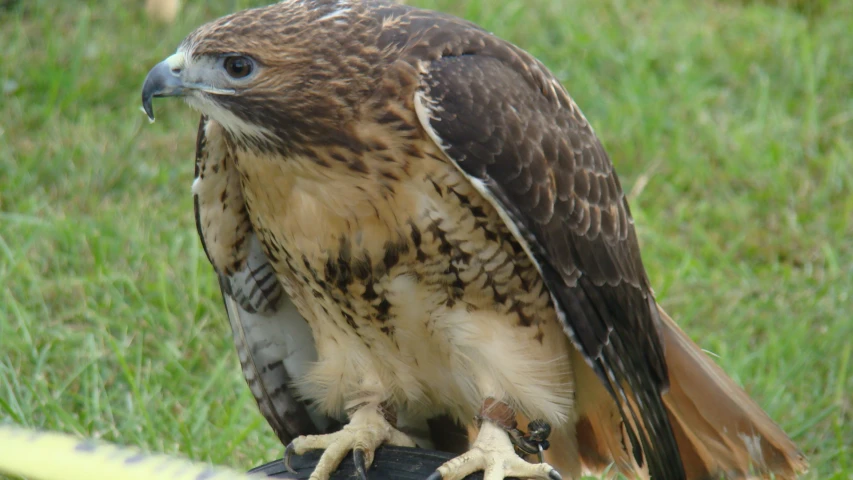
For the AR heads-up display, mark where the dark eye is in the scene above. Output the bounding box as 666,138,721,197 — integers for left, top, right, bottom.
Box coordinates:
223,56,254,79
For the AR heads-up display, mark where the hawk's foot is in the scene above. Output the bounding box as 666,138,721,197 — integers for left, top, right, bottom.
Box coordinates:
428,398,560,480
284,404,415,480
426,421,560,480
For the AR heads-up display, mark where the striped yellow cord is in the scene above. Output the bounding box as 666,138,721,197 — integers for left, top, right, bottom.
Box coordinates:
0,424,261,480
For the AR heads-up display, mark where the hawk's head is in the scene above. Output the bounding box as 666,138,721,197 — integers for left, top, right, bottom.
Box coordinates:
141,0,386,150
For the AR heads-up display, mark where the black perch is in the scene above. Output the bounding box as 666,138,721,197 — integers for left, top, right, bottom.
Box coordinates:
250,447,503,479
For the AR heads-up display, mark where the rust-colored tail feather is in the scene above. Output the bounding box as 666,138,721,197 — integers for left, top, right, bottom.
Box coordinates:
658,306,807,478
564,305,808,479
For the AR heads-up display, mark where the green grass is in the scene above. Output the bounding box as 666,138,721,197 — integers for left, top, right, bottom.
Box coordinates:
0,0,850,478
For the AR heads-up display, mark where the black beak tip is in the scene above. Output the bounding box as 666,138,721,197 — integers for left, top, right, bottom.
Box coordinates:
142,97,156,123
141,66,158,123
141,59,178,123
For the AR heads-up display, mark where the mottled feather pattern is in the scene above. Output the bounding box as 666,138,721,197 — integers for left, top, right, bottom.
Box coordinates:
193,114,335,444
193,115,252,275
223,280,330,444
230,138,575,425
399,23,682,478
224,234,284,314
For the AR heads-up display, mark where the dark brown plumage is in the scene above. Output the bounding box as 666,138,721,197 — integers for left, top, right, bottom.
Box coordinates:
142,1,808,479
418,42,679,477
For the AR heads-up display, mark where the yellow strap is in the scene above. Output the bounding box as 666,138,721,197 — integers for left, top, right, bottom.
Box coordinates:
0,425,262,480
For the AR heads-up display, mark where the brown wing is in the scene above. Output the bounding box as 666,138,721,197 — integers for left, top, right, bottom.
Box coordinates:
193,115,338,444
390,14,685,478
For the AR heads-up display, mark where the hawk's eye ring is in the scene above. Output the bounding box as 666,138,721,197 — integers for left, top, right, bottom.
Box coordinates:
223,56,254,79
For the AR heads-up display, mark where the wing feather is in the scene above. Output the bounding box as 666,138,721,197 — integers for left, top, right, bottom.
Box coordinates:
403,28,686,479
193,115,336,444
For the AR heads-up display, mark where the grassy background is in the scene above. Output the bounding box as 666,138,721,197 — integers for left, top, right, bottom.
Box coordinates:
1,0,850,478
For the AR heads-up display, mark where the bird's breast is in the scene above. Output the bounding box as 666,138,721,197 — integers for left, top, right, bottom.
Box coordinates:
233,140,563,417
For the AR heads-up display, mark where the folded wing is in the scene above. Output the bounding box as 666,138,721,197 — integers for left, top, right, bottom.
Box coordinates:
193,115,337,444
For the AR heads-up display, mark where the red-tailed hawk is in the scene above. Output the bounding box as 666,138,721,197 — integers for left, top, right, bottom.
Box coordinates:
141,1,807,479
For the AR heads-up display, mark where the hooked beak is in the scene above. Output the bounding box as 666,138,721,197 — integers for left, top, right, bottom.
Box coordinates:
141,53,185,122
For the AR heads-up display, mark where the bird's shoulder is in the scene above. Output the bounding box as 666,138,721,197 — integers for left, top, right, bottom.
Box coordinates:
193,115,252,276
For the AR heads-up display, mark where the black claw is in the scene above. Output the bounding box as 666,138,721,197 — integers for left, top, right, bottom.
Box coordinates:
283,443,297,474
425,471,443,480
548,470,563,480
354,449,368,480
